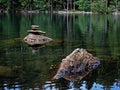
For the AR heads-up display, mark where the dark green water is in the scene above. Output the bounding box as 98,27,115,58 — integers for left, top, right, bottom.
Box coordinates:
0,13,120,90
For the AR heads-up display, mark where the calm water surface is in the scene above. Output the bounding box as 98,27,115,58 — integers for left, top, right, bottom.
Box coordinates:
0,13,120,90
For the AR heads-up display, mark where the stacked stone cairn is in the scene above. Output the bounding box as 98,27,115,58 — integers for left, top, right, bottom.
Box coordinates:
24,25,52,45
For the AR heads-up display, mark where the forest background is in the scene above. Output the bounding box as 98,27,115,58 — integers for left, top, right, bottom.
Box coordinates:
0,0,120,14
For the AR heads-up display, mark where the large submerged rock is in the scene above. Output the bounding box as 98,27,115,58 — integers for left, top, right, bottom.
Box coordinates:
24,25,52,46
54,48,100,80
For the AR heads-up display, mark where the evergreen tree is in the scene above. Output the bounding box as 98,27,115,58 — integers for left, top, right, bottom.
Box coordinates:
0,0,119,13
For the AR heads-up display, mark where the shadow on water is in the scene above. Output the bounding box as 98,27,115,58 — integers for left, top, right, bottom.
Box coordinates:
0,13,120,89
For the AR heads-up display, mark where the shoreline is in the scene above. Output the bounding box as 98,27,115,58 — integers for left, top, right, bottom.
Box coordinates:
0,10,120,15
20,10,120,15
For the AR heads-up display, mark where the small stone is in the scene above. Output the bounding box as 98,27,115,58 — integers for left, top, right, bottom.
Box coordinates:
32,25,39,30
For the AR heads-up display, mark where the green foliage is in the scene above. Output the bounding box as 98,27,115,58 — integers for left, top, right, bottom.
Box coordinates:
74,0,90,11
33,0,52,10
33,1,45,10
91,0,106,13
19,0,28,8
0,0,119,13
91,0,120,13
74,0,119,13
92,0,107,13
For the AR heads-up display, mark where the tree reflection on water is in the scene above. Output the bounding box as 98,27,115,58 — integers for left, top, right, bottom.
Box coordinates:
0,13,120,90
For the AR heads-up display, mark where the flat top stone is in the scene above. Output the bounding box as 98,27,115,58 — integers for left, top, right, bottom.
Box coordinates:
31,25,39,30
24,34,52,45
27,30,46,34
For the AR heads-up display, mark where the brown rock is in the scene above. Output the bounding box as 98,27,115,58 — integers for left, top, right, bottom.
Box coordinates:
54,48,100,80
31,25,39,30
24,33,52,46
24,25,52,46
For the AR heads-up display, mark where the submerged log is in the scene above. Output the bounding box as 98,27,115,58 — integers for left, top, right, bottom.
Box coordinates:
54,48,100,80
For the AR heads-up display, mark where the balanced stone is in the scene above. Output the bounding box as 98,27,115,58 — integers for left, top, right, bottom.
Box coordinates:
32,25,39,30
24,33,52,45
24,25,52,46
27,30,46,35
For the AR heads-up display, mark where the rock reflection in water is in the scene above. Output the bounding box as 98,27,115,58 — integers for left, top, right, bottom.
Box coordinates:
63,70,92,81
54,48,100,81
29,45,45,53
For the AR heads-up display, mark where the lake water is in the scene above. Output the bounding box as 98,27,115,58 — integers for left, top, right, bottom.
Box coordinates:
0,13,120,90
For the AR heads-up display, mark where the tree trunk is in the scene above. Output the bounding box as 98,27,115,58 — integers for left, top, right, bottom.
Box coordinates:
115,0,118,12
50,0,53,12
70,0,72,10
89,15,93,38
90,0,92,12
105,0,108,13
67,0,69,12
73,0,75,10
